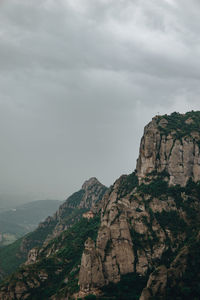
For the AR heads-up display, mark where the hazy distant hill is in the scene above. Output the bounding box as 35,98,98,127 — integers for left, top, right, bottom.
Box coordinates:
0,200,62,246
0,194,34,212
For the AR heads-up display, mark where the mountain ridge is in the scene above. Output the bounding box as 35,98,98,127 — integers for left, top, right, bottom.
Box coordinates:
78,111,200,299
0,177,107,283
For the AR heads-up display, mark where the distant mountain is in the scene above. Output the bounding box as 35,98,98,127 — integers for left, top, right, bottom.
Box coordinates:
0,194,33,212
0,177,107,281
0,200,62,246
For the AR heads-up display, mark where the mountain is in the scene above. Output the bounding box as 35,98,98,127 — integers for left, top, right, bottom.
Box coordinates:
79,112,200,299
0,194,34,212
0,177,107,282
0,200,62,246
0,111,200,300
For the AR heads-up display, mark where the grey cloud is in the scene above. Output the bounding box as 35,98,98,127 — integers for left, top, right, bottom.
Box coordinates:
0,0,200,200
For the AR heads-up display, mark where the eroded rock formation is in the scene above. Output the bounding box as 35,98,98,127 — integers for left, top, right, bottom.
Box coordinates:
78,112,200,298
136,115,200,186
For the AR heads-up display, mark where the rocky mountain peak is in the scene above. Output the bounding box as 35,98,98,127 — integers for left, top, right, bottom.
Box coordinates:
78,111,200,299
47,177,107,238
136,111,200,186
76,177,107,210
82,177,100,190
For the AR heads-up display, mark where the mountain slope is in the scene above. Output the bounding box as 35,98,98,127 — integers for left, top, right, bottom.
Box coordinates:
0,200,62,246
79,111,200,300
0,178,107,281
0,216,101,300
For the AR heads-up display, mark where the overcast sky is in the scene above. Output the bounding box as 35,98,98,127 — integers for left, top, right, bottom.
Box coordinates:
1,0,200,201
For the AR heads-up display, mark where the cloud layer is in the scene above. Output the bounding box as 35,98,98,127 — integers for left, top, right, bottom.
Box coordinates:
1,0,200,200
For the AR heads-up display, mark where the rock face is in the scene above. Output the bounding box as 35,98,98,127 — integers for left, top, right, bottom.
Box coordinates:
78,112,200,298
78,173,176,292
58,177,107,211
25,248,39,265
79,238,105,292
140,265,168,300
81,177,107,209
136,115,200,186
50,177,107,238
139,245,191,300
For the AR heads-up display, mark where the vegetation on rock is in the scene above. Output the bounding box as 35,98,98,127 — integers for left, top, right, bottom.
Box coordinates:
157,111,200,138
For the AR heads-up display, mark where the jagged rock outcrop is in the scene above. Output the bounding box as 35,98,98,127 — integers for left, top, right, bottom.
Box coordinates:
25,247,39,265
78,112,200,298
78,173,178,292
136,114,200,186
79,238,105,292
49,177,107,238
140,265,168,300
139,244,193,300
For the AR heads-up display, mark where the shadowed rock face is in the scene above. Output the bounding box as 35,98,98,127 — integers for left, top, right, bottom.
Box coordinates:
140,265,168,300
136,116,200,186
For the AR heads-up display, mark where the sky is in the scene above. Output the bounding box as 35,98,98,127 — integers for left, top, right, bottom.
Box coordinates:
1,0,200,201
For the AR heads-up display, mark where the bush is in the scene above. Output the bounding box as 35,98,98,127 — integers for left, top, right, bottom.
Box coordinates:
138,178,168,197
155,210,186,235
117,172,138,197
157,111,200,140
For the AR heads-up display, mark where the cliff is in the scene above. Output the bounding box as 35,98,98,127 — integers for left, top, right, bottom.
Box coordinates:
1,111,200,300
137,112,200,186
78,111,200,299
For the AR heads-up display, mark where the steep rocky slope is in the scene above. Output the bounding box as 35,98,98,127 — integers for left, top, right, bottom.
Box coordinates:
136,112,200,185
0,177,107,281
78,112,200,300
1,111,200,300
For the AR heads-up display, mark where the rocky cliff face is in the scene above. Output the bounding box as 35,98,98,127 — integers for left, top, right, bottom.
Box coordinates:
136,113,200,186
78,112,200,299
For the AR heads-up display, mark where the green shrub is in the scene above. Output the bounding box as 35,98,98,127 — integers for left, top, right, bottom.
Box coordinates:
117,172,138,197
138,178,168,197
155,210,186,235
157,111,200,140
